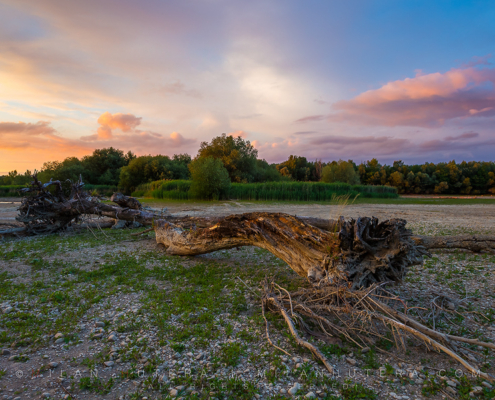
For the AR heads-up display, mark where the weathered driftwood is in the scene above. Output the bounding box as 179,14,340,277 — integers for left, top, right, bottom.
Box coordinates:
154,212,428,288
413,234,495,253
110,192,142,210
2,174,495,286
5,175,160,236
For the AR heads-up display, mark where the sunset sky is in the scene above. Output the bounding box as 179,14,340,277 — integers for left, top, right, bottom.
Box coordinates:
1,0,495,174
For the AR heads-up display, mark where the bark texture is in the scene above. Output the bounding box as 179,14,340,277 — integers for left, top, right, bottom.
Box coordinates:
155,212,427,288
8,174,160,235
110,193,142,210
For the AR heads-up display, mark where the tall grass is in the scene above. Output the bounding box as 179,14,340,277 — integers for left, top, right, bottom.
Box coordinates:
0,185,25,197
149,180,192,200
229,182,397,200
132,179,171,197
84,184,118,197
145,180,398,201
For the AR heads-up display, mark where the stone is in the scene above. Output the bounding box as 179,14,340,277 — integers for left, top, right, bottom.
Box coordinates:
2,307,13,314
305,392,316,398
96,321,105,327
482,381,493,389
471,386,483,394
1,349,10,355
169,389,178,398
280,389,287,394
288,383,301,396
446,386,456,395
195,353,204,360
48,362,58,368
346,357,356,366
104,361,115,367
361,347,370,354
55,338,65,344
108,334,118,342
54,333,64,339
42,393,51,398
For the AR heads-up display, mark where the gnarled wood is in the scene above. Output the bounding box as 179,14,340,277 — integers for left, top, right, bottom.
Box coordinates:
110,192,142,210
154,212,427,288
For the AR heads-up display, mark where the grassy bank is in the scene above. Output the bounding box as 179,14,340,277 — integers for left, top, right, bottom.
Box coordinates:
135,180,398,201
0,185,25,197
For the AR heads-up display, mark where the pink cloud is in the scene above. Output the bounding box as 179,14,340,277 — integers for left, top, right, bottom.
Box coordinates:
80,112,196,153
326,67,495,127
0,114,196,172
228,130,248,139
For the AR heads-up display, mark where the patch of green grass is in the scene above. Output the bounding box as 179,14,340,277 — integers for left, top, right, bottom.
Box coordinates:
79,376,114,394
341,379,378,399
171,342,186,353
217,342,246,367
321,343,349,358
421,374,444,397
360,348,380,370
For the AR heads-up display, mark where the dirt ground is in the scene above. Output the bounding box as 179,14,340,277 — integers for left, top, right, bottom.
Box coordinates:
1,198,495,400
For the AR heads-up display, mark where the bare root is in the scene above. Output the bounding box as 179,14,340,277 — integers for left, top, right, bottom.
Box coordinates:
261,280,495,382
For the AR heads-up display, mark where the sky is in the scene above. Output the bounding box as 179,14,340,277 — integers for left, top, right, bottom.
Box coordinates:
1,0,495,174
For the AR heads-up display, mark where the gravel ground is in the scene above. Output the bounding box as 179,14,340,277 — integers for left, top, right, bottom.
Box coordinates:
0,199,494,399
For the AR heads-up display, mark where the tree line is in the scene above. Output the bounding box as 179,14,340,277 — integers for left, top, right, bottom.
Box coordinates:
1,133,494,196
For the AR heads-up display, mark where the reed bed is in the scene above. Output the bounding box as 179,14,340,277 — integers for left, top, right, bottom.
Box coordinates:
139,180,398,200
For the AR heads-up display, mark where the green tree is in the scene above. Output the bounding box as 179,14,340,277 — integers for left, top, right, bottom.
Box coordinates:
253,159,286,182
276,155,312,181
388,171,405,193
119,154,190,193
321,160,360,185
434,181,449,194
188,156,231,200
197,134,258,182
82,147,135,185
38,157,87,183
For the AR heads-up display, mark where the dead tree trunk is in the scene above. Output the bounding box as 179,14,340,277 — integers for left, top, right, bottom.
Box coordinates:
154,212,428,288
413,234,495,253
2,174,495,288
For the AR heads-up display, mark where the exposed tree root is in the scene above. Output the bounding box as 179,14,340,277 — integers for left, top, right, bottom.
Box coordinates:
261,280,495,382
